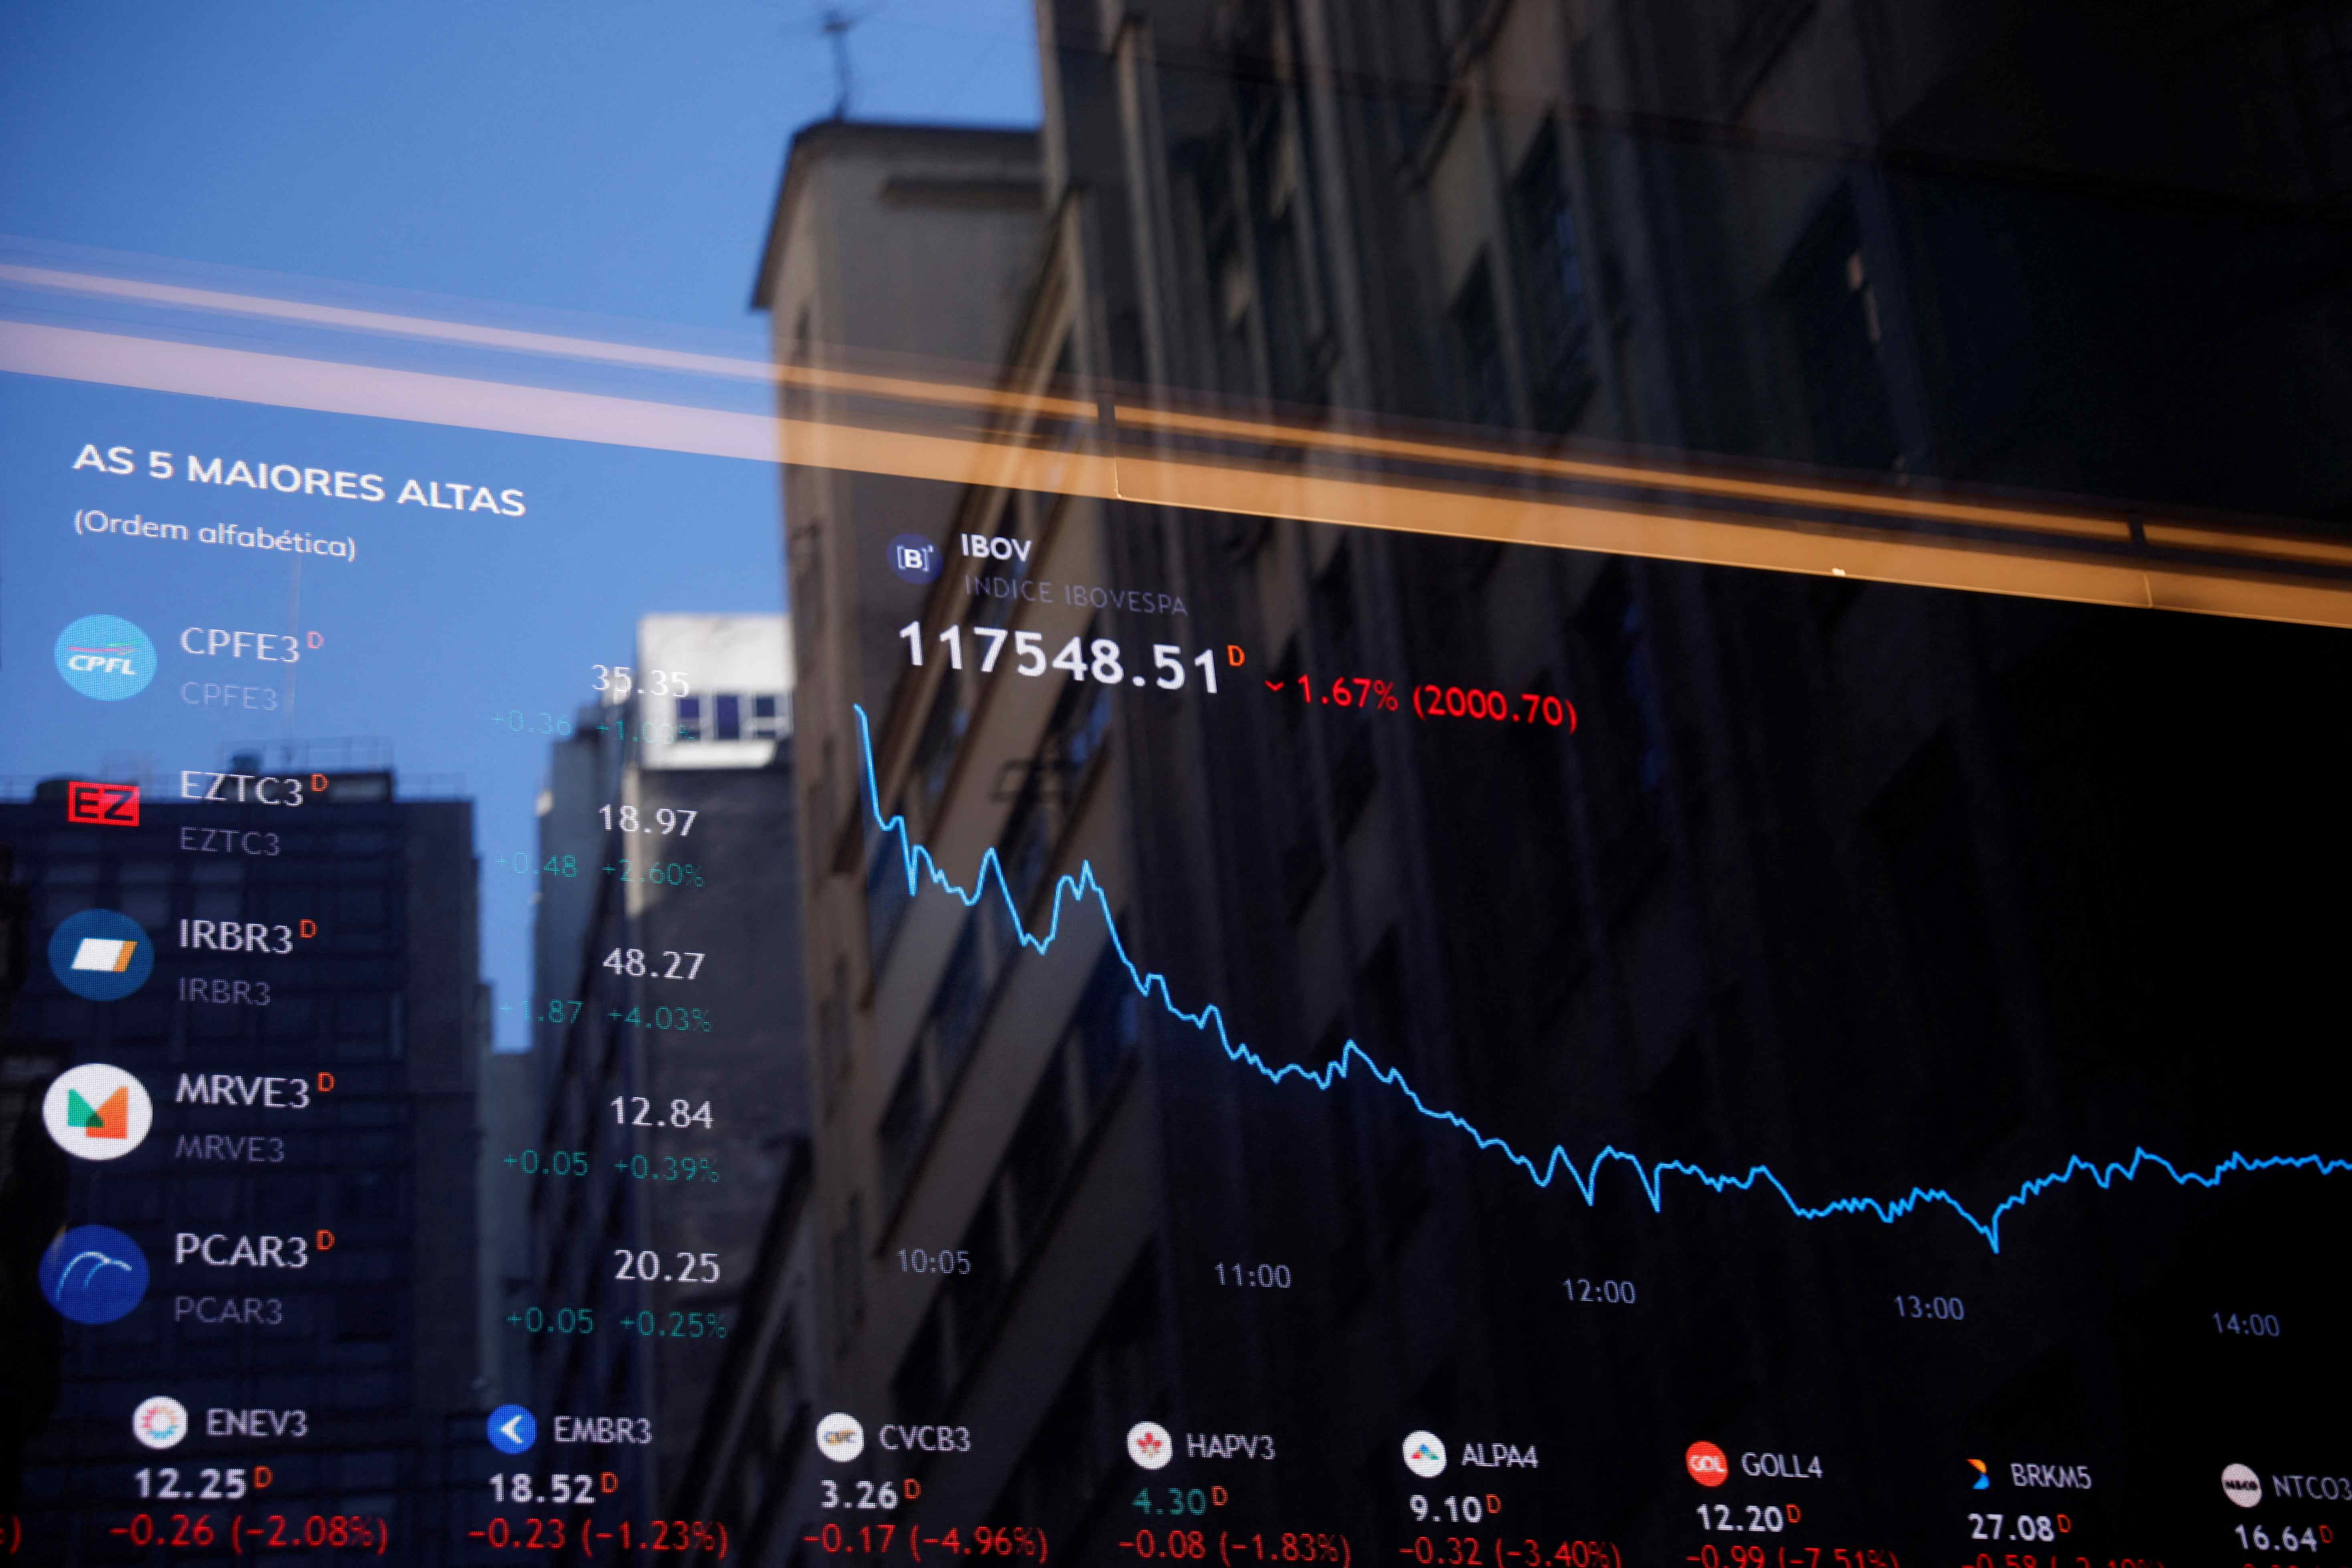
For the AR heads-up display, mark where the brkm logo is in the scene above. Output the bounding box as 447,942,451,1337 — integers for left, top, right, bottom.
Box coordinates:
67,781,140,826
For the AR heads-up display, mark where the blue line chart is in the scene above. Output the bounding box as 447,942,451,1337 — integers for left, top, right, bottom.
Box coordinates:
854,705,2348,1254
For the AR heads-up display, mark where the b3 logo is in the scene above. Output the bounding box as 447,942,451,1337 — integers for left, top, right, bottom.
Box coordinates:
55,615,157,700
888,534,942,585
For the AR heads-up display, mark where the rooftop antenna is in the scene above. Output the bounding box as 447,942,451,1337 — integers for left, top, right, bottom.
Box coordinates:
820,7,856,119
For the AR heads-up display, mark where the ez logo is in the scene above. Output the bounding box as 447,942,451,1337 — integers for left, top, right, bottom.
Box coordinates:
67,781,141,826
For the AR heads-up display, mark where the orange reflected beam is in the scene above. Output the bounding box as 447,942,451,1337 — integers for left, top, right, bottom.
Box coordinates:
5,318,2350,631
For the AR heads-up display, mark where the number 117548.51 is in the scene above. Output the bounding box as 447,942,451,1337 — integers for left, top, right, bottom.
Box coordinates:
901,623,1217,692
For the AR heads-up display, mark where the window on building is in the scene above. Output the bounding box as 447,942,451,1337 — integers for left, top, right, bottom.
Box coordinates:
1507,122,1596,431
877,1050,931,1215
1448,256,1512,427
676,694,703,741
1780,190,1901,471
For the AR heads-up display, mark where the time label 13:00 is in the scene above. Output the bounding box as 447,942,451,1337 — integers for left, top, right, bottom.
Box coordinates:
901,623,1218,692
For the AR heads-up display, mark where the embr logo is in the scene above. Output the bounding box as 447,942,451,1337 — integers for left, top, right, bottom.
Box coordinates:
67,781,141,826
1686,1441,1729,1487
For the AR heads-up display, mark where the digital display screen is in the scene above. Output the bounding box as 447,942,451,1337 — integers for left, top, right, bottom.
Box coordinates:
5,4,2350,1565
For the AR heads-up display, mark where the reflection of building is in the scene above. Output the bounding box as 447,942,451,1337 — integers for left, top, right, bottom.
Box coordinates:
762,0,2352,1553
0,764,491,1564
524,615,809,1520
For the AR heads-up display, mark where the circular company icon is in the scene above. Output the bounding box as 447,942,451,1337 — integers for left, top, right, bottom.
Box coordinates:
54,613,157,701
1686,1441,1731,1487
888,533,943,585
48,909,156,1002
2221,1463,2263,1508
817,1412,866,1463
1402,1430,1447,1479
132,1395,190,1451
1127,1421,1174,1471
44,1064,154,1161
39,1224,150,1324
488,1405,538,1455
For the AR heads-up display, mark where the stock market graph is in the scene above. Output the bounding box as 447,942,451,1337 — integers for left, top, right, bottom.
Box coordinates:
6,2,2352,1565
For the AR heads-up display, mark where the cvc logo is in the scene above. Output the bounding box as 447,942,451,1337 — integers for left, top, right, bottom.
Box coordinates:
55,614,157,700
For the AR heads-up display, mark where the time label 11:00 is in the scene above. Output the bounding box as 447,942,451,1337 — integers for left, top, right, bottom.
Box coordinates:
901,623,1219,692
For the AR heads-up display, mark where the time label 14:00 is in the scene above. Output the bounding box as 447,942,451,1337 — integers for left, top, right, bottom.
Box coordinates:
902,623,1219,692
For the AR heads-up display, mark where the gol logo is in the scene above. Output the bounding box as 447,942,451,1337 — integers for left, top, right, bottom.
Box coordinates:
1686,1441,1730,1487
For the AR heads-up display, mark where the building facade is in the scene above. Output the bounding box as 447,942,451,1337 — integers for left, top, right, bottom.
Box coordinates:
760,0,2352,1551
523,614,811,1526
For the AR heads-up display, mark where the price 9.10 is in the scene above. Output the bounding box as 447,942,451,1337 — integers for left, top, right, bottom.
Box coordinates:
900,623,1218,693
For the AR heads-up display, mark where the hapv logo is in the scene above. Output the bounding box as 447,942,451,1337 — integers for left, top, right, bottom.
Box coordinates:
132,1395,190,1451
1686,1441,1730,1487
889,533,942,585
55,614,157,700
39,1224,150,1324
1127,1421,1174,1471
49,909,156,1000
816,1413,866,1463
43,1064,154,1160
67,780,141,826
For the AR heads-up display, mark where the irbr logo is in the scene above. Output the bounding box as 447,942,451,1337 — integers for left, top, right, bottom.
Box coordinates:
55,614,157,700
67,781,141,826
887,534,942,585
48,908,156,1000
1686,1441,1729,1487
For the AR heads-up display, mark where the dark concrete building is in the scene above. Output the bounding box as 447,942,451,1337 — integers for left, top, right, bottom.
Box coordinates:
522,615,812,1518
753,0,2352,1554
0,758,492,1563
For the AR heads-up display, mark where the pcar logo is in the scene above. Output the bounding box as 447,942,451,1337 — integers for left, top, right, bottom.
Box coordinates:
888,534,942,585
817,1413,866,1463
55,614,157,700
2221,1463,2263,1508
39,1224,150,1324
133,1395,189,1450
1686,1441,1730,1487
48,909,156,1001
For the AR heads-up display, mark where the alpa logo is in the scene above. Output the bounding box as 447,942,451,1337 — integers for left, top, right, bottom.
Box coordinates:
960,533,1032,562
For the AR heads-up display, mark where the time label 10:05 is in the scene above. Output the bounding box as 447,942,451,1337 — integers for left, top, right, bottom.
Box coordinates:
901,623,1219,692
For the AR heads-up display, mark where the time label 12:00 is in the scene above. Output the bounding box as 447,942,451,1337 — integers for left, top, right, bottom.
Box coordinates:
901,623,1219,692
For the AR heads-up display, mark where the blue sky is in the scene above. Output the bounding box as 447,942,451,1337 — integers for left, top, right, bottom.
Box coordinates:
0,0,1040,1050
